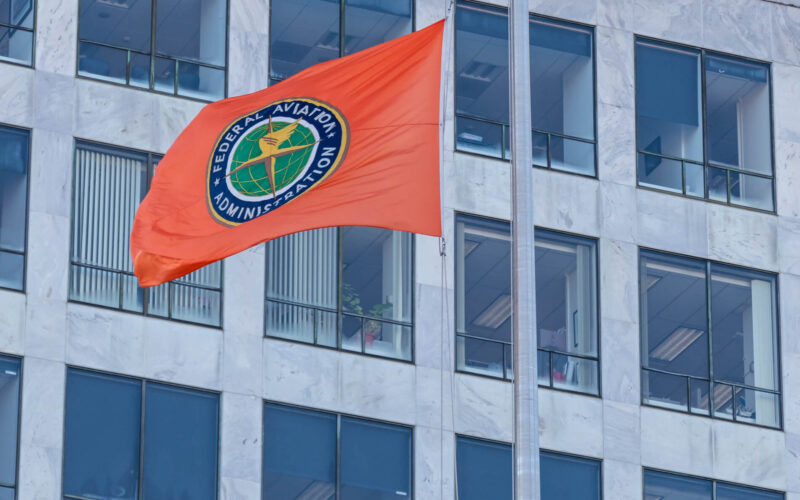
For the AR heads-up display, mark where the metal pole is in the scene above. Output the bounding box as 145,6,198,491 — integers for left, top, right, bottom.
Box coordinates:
509,0,540,499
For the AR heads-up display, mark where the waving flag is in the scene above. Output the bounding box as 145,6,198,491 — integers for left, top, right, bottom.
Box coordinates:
131,20,444,287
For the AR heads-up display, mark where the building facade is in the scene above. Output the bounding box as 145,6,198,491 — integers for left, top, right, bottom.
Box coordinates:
1,0,800,498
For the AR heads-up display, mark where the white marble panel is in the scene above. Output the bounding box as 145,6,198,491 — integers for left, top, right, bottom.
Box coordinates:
414,426,447,500
0,291,25,355
603,459,641,500
144,318,223,389
786,432,800,493
637,189,708,258
153,94,206,153
220,392,262,484
416,209,452,288
641,407,713,477
703,0,772,61
539,389,604,458
779,273,800,357
17,357,65,500
220,477,261,500
596,27,634,109
603,400,640,462
228,29,269,98
416,0,447,27
25,211,69,300
338,353,416,425
531,0,597,25
772,3,800,66
598,0,633,31
415,284,450,369
775,140,800,219
779,217,800,275
600,318,640,405
533,169,600,237
34,0,78,75
782,353,800,435
416,366,454,431
229,0,267,35
0,65,34,128
712,419,786,491
597,102,636,186
75,79,157,152
599,238,638,324
29,129,72,217
449,153,511,221
66,303,147,376
633,0,702,47
599,182,637,243
24,298,66,361
32,71,74,135
773,64,800,144
263,338,340,411
707,204,778,271
454,373,512,442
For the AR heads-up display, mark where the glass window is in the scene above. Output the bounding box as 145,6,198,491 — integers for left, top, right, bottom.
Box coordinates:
265,227,414,361
0,125,28,292
263,403,412,500
455,437,512,500
69,141,223,327
635,39,774,210
640,250,781,428
0,355,20,497
269,0,412,83
64,368,220,500
78,0,227,100
455,214,600,394
644,469,783,500
0,0,33,65
454,2,597,176
541,452,601,500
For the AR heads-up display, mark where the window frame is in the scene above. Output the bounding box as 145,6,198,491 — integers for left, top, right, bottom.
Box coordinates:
0,353,22,499
0,0,35,68
61,366,222,500
262,400,415,500
642,468,785,500
0,122,30,294
264,228,416,363
638,247,783,430
74,0,230,102
67,138,224,329
633,35,777,214
453,212,602,397
453,0,598,179
267,0,417,86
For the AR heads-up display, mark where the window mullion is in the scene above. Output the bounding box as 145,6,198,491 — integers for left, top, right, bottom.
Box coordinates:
335,414,342,500
138,381,146,500
337,227,343,350
149,0,157,91
339,0,345,58
706,261,714,415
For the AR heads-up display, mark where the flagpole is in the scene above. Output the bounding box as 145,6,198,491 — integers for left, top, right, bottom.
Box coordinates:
508,0,540,499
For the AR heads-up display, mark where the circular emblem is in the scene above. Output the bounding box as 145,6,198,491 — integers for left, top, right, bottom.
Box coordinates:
206,97,349,226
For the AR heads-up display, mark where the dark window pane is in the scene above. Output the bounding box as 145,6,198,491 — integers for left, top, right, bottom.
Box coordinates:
0,250,23,291
342,314,363,352
713,382,735,420
685,162,704,197
0,356,20,487
0,0,33,28
79,0,152,52
530,17,594,141
636,40,703,163
541,452,601,500
640,252,708,378
717,482,783,500
532,131,547,167
550,136,595,176
0,486,12,500
710,264,778,391
638,153,682,193
456,335,506,379
154,56,176,93
155,0,226,66
342,227,412,324
729,172,773,211
263,404,336,500
538,350,550,385
705,54,772,175
0,125,28,253
535,230,597,357
707,165,728,202
269,0,340,81
456,437,511,500
177,61,225,101
129,52,151,89
455,1,509,124
644,470,712,500
340,417,412,499
78,41,127,84
64,369,141,500
456,115,503,158
0,26,32,65
143,384,219,500
642,369,689,412
344,0,412,55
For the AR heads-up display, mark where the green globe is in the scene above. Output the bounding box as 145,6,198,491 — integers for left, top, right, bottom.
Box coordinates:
229,121,316,197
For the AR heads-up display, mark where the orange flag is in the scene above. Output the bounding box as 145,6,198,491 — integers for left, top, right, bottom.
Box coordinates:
131,20,444,287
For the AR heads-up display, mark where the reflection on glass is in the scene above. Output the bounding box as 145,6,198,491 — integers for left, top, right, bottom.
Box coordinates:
78,42,127,84
550,136,594,176
178,63,225,101
156,0,226,66
541,452,601,500
79,0,152,51
638,153,682,193
690,378,710,415
456,335,505,378
456,437,512,500
0,125,28,254
345,0,412,55
456,116,503,159
717,482,784,500
532,131,548,167
729,171,773,211
643,370,688,411
685,162,704,197
644,469,712,500
269,0,340,81
0,356,20,488
154,57,176,94
129,52,151,89
0,27,32,65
